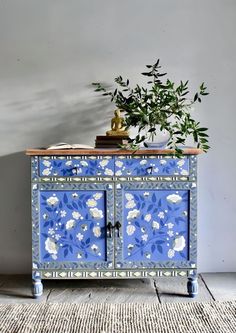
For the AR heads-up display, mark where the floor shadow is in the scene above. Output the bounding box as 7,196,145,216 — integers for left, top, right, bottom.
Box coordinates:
159,292,189,298
43,278,149,290
0,289,31,299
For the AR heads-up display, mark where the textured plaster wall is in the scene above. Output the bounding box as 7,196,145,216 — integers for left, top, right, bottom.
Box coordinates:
0,0,235,273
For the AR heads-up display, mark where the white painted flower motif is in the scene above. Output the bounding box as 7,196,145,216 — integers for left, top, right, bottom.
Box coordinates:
126,225,136,236
181,169,188,176
42,168,51,176
93,226,101,238
168,249,175,258
76,233,84,241
140,159,147,165
115,160,123,168
65,160,73,166
93,193,103,200
127,243,134,250
46,196,59,206
72,211,81,220
144,214,152,222
173,236,186,251
160,159,167,165
125,193,134,201
91,244,98,251
183,211,188,216
72,193,78,198
43,213,48,220
66,219,75,230
60,210,66,217
127,209,140,220
158,211,165,219
104,168,114,176
43,160,51,167
167,222,174,229
51,254,57,260
45,237,58,254
125,200,136,209
177,159,185,167
145,253,151,259
48,228,55,235
54,234,61,241
80,161,88,167
167,230,174,237
99,160,109,167
115,170,122,176
143,192,149,197
166,194,182,204
153,167,159,173
90,208,104,219
152,221,160,229
77,252,82,259
86,198,97,207
141,234,148,241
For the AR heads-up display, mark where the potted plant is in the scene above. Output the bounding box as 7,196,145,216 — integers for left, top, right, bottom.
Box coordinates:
92,59,209,156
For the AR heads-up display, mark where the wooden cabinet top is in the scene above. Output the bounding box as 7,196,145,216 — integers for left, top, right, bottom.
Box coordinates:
26,147,202,156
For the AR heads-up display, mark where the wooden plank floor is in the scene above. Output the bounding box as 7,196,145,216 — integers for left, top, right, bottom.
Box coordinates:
0,273,235,304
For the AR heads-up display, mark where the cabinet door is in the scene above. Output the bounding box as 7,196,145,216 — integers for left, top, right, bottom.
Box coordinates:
32,183,114,270
115,182,197,269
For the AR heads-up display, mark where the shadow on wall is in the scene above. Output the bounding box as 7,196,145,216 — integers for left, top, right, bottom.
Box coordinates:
32,88,112,147
0,85,113,155
0,86,113,273
0,152,31,274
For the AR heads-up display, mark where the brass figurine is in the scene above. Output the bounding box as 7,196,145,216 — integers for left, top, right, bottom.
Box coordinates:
106,109,129,137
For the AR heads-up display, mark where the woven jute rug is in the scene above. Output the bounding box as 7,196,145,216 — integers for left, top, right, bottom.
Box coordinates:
0,301,235,333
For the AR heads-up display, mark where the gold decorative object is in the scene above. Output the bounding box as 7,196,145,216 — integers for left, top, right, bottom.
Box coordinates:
106,109,129,137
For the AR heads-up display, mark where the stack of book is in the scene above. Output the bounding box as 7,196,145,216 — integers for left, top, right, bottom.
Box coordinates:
95,136,129,148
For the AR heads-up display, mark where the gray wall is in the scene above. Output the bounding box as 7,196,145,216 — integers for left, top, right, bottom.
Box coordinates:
0,0,235,273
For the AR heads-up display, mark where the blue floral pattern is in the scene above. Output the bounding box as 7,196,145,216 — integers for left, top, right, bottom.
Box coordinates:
123,189,189,261
39,157,114,177
40,190,107,262
115,157,189,176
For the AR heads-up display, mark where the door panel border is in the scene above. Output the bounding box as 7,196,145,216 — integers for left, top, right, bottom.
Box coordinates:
32,182,114,270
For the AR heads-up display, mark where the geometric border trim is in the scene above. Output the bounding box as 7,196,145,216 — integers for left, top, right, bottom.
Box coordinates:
36,175,190,183
33,269,197,279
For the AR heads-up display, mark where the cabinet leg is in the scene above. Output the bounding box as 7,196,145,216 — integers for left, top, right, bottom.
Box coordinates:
32,279,43,299
187,277,198,298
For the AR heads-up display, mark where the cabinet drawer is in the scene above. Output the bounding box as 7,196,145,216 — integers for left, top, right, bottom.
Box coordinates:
39,156,114,177
114,156,189,177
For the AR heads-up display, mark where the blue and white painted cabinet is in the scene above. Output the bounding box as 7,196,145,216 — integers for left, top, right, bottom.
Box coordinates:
27,149,200,298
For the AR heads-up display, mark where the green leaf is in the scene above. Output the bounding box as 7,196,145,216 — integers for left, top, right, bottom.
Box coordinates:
148,128,156,132
198,132,209,137
141,72,152,77
198,127,208,132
